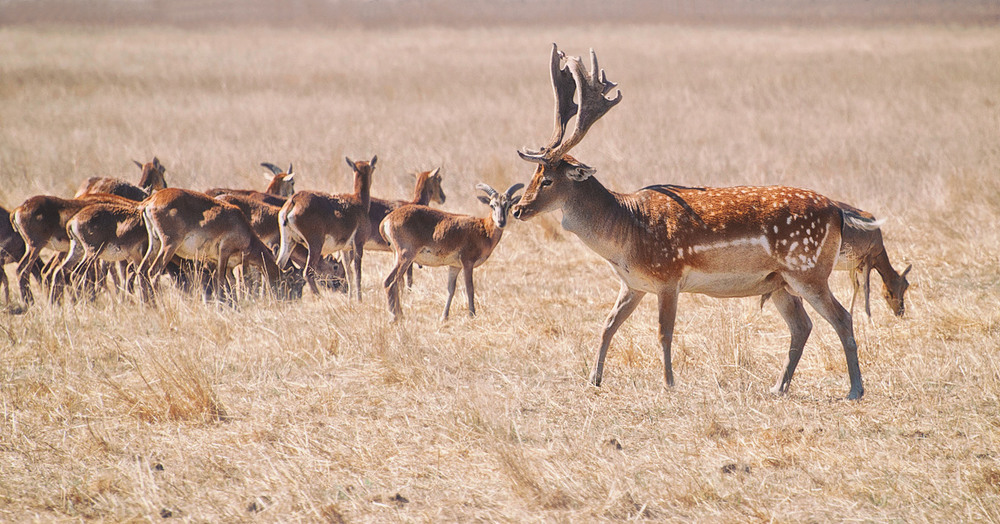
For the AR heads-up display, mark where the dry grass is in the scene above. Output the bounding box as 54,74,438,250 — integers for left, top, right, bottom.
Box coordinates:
2,19,1000,522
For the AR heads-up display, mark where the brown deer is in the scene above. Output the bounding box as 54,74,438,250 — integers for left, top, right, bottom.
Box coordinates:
137,188,284,301
75,157,168,201
2,204,42,305
511,44,871,399
11,193,135,304
56,201,149,300
214,193,346,292
834,201,911,317
205,162,295,199
276,156,376,300
380,182,522,322
366,168,447,287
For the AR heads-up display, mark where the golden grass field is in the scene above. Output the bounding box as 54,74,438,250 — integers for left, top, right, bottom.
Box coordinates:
2,14,1000,522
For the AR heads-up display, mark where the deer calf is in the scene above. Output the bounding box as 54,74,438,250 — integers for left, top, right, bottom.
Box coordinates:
380,183,522,321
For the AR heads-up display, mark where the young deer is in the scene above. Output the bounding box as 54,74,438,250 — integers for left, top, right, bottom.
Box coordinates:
11,193,135,304
835,201,911,318
276,156,376,300
138,188,284,301
380,182,522,322
56,201,149,301
366,168,447,287
511,44,873,399
75,157,168,201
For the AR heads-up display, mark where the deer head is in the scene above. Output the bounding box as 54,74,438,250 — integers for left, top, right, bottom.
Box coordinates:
476,182,524,229
512,44,621,221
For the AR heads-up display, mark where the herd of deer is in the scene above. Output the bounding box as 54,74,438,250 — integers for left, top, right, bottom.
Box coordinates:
0,45,913,399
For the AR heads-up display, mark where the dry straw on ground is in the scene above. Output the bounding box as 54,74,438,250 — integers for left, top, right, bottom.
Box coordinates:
2,15,1000,522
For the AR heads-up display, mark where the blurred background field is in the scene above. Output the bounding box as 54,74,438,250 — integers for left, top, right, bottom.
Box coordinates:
1,2,1000,521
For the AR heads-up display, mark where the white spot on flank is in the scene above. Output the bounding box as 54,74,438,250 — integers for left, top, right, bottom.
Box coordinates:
773,225,779,233
789,241,799,251
786,216,792,225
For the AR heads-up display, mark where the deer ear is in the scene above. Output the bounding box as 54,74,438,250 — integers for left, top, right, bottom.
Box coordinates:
477,196,491,205
284,173,294,182
345,157,354,169
902,264,912,278
566,163,596,182
370,155,378,168
133,160,143,169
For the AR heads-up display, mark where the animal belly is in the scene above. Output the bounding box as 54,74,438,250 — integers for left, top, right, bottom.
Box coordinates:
46,238,70,252
175,237,216,262
321,234,352,255
679,269,784,297
414,248,460,268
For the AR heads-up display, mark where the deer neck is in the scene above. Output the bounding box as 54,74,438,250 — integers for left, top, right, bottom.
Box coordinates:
869,248,902,287
354,175,371,212
560,177,642,254
411,176,430,205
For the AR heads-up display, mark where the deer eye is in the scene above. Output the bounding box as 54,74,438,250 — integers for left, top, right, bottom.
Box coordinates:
540,178,553,187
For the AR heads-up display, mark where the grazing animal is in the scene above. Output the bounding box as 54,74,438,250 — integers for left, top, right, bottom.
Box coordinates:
834,201,911,318
137,188,285,301
511,44,869,399
380,182,522,322
366,168,447,287
11,193,135,304
276,156,376,300
75,157,168,201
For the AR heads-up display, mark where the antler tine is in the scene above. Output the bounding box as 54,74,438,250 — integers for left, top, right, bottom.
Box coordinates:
260,162,284,175
475,182,498,197
518,43,579,162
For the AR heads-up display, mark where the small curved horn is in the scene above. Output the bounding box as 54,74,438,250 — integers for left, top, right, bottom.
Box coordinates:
902,264,912,278
505,183,525,199
287,163,293,175
475,183,498,197
429,167,441,178
260,162,284,175
133,160,143,169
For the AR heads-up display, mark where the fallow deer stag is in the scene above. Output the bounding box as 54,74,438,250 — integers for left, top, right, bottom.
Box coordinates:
205,162,295,199
834,201,911,317
75,157,168,201
512,44,873,399
276,156,376,300
366,168,447,287
380,182,522,322
11,193,135,304
138,188,284,301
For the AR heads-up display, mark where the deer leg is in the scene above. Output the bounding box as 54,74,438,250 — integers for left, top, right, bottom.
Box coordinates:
863,263,873,318
769,287,813,395
590,281,646,387
462,262,476,318
656,288,680,388
1,263,8,304
302,236,325,296
350,241,364,302
788,277,864,400
441,265,460,321
405,264,414,289
385,251,414,322
215,246,234,305
16,247,41,304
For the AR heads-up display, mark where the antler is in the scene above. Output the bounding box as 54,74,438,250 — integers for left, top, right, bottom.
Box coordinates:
518,44,621,164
